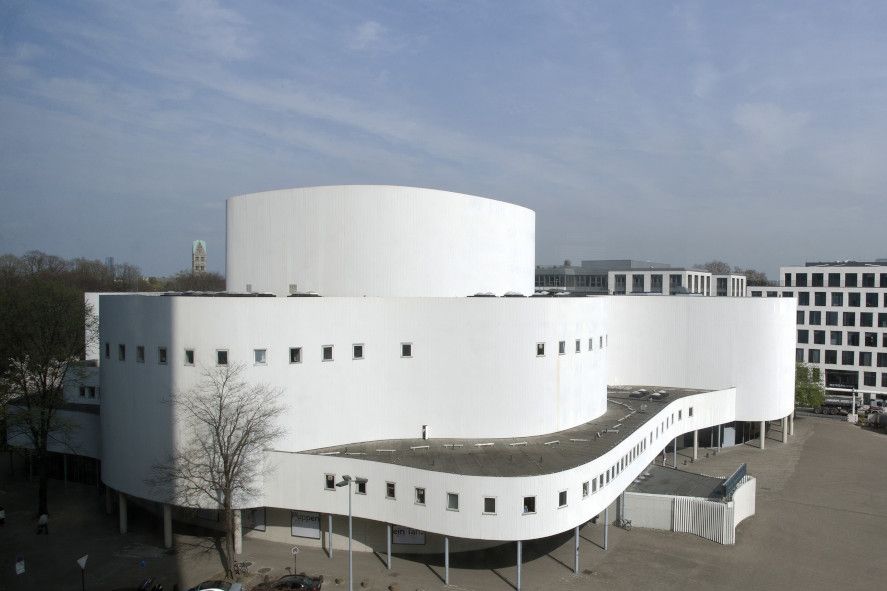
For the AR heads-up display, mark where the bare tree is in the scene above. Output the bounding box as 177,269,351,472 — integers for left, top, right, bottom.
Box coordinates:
698,260,732,274
150,364,285,577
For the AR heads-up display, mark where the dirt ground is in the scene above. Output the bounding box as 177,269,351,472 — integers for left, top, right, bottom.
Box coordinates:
1,414,886,591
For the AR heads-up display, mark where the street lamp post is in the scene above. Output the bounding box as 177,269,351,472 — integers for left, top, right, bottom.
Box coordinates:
336,475,368,591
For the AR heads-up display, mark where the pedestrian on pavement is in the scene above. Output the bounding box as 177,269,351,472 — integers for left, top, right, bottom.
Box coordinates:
36,512,48,534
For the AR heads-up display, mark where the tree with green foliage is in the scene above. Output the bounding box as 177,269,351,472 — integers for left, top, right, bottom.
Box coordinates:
795,363,826,408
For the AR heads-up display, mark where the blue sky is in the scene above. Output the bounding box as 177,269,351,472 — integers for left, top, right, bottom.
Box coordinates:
2,1,886,277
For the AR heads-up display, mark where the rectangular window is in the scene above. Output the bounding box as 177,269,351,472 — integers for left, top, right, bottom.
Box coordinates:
795,273,808,287
862,273,875,287
809,311,821,325
865,332,877,347
185,349,195,365
254,348,267,365
864,372,876,386
447,492,459,511
523,496,536,514
784,272,792,286
829,331,842,346
848,332,860,347
216,350,228,365
558,340,566,355
866,293,878,307
289,347,302,363
484,497,496,514
849,292,861,307
136,345,145,363
678,409,682,420
842,351,855,366
798,292,809,306
883,373,887,387
812,273,824,287
88,386,96,398
845,273,858,287
828,273,841,287
356,480,366,494
878,353,887,367
325,474,335,490
808,349,820,363
814,292,826,306
322,345,333,361
79,386,86,398
536,343,545,356
575,339,581,353
797,311,805,325
415,487,425,505
105,342,110,359
843,312,856,327
600,336,604,348
860,352,872,367
558,490,568,508
592,479,598,493
796,348,804,362
880,313,887,328
158,347,167,364
353,344,364,360
782,291,793,298
825,350,837,364
401,343,412,358
798,330,809,344
861,313,873,327
689,406,694,417
831,292,843,307
118,344,126,361
386,482,396,499
582,481,589,498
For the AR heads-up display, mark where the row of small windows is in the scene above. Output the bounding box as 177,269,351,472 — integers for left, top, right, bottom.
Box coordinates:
321,405,693,516
785,272,887,288
537,335,608,357
797,330,887,348
795,347,887,368
105,343,414,365
794,292,887,308
78,386,99,399
794,310,887,327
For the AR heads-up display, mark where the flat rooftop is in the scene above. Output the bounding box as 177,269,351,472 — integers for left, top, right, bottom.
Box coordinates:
300,386,711,477
627,464,725,499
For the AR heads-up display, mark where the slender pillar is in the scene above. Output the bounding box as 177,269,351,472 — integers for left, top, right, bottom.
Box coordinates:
603,507,609,550
105,486,113,515
163,504,173,549
673,437,678,468
233,509,242,555
692,430,698,461
782,417,788,444
444,536,449,585
760,420,766,450
516,540,522,591
573,526,580,575
790,411,795,436
709,427,714,450
118,492,128,534
386,524,391,570
327,513,333,558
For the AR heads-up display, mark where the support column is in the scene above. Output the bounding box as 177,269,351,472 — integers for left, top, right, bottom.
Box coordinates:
233,509,242,555
105,486,113,515
118,492,128,535
603,507,609,550
790,411,795,436
760,420,766,450
444,536,449,585
386,524,391,570
782,417,788,444
573,526,580,575
163,504,172,549
673,437,678,468
692,430,698,461
516,540,522,591
327,514,333,558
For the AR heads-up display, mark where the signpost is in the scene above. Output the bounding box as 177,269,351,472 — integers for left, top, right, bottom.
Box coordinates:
291,546,300,575
77,554,89,591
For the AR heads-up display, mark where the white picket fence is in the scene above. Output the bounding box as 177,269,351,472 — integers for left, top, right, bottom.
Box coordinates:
624,475,756,545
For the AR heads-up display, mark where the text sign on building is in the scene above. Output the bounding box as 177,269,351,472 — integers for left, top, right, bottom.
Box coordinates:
290,511,320,539
391,526,425,545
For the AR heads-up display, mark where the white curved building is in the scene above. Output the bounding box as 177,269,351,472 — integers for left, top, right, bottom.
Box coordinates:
98,186,795,567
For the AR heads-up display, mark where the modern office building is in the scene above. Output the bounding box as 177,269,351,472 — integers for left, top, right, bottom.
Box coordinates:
11,186,795,579
192,240,207,273
535,260,746,297
750,261,887,401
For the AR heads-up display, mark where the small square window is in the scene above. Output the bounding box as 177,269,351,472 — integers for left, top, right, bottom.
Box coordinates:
185,349,195,365
386,482,396,499
588,338,593,350
558,490,567,508
322,345,333,361
415,487,426,505
353,344,364,360
523,496,536,514
254,348,267,365
118,344,126,361
575,339,581,353
401,343,412,358
289,347,302,364
356,480,366,494
324,474,335,490
483,497,496,514
558,341,566,355
582,481,589,498
536,343,545,356
158,347,167,364
447,492,459,511
216,350,228,365
136,345,145,363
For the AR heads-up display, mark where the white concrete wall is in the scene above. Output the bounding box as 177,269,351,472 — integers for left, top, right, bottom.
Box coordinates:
624,492,674,530
608,297,796,422
225,186,535,297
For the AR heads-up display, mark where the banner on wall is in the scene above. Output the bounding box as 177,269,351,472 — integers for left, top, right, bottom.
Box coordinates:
391,526,425,545
290,511,320,539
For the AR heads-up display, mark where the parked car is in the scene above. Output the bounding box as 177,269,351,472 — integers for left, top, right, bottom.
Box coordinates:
186,581,242,591
253,574,323,590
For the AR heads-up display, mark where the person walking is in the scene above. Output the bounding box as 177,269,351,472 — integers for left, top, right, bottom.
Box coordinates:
36,513,48,534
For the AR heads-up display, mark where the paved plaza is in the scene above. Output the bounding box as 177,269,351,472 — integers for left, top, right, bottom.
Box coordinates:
2,415,886,590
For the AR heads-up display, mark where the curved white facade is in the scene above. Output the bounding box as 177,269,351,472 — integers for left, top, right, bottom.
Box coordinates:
226,185,535,297
99,185,797,548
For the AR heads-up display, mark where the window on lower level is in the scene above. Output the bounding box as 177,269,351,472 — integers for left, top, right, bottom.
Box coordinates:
158,347,167,365
484,497,496,514
254,349,267,365
860,352,872,367
447,492,459,511
537,343,545,356
105,342,110,359
136,345,145,363
79,386,86,398
558,341,566,355
401,343,412,358
582,481,589,498
523,496,536,514
356,480,366,494
185,349,195,365
415,487,425,505
575,339,581,353
118,344,126,361
842,351,855,365
353,344,364,360
825,350,837,364
808,349,820,363
386,482,396,499
863,372,876,387
558,490,568,508
324,474,335,490
290,347,302,363
216,350,228,365
322,345,333,361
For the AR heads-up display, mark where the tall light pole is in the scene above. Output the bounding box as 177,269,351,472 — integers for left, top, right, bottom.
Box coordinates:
336,475,367,591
